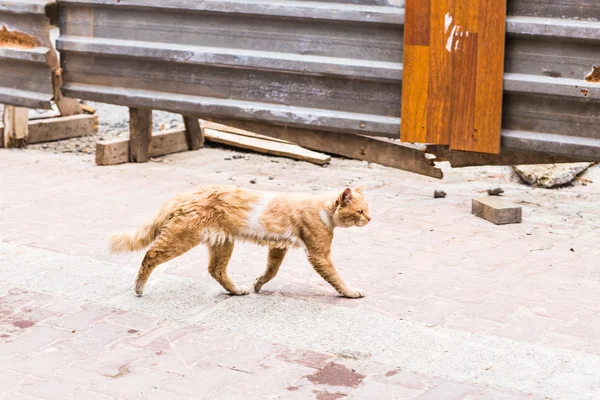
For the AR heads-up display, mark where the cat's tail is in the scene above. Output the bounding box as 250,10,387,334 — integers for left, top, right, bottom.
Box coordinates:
109,204,172,253
109,222,159,253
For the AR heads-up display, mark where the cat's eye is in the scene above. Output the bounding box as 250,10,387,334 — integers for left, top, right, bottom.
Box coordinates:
357,209,363,214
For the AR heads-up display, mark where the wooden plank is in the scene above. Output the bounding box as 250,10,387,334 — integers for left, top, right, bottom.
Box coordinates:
427,145,583,167
203,128,331,165
400,45,429,143
425,0,454,145
52,69,83,117
27,114,98,144
404,0,430,46
96,128,189,166
472,197,522,225
2,106,29,148
199,120,294,145
183,116,204,150
401,0,505,153
452,0,506,153
128,108,152,163
449,33,478,151
204,118,443,179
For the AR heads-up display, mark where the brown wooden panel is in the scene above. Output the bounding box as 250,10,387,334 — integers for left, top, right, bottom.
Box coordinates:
452,0,506,153
404,0,431,46
400,45,429,143
401,0,506,154
450,33,478,149
425,0,454,145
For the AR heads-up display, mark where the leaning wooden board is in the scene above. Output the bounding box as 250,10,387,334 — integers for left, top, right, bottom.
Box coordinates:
401,0,507,154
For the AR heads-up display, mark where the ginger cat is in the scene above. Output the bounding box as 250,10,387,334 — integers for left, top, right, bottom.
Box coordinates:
110,185,371,298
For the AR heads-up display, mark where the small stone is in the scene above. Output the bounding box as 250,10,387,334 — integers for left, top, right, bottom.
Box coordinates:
434,190,447,199
487,187,504,196
224,157,232,160
232,155,244,160
268,177,274,180
250,179,257,184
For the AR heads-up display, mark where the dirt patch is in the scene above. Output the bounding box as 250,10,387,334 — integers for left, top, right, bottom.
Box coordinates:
585,66,600,83
314,391,347,400
12,320,35,329
0,25,41,48
306,362,365,388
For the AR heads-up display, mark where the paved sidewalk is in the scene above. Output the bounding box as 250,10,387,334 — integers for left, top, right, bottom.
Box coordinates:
0,148,599,399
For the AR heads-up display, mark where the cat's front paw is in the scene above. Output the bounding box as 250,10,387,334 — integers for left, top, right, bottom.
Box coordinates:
254,277,265,293
232,285,251,296
343,288,365,299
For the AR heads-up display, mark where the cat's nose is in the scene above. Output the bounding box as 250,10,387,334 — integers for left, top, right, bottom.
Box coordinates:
366,216,372,222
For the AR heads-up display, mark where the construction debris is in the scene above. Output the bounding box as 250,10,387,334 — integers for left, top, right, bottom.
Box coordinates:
513,163,594,188
434,190,447,199
487,187,504,196
472,197,522,225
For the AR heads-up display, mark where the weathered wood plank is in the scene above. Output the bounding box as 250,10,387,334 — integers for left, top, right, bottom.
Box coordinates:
0,114,97,144
128,108,152,163
199,120,293,145
2,106,29,148
203,128,331,165
27,114,98,144
52,68,83,116
472,197,522,225
183,116,204,150
427,145,582,167
204,119,443,179
96,128,189,166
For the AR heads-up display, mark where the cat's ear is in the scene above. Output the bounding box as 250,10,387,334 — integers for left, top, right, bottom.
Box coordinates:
354,184,364,194
340,188,353,204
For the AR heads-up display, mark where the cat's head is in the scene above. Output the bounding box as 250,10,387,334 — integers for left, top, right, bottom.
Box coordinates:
333,185,371,228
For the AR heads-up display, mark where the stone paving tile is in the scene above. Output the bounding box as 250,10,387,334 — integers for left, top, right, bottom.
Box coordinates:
1,150,600,399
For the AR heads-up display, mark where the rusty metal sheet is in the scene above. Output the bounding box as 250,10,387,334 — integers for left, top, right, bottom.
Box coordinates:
0,0,59,109
56,0,600,164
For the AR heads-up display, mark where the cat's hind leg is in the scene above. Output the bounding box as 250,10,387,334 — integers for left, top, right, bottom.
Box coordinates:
208,241,249,295
135,232,199,296
254,246,288,293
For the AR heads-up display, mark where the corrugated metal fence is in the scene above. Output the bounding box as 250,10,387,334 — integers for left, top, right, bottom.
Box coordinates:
0,0,58,109
3,0,600,162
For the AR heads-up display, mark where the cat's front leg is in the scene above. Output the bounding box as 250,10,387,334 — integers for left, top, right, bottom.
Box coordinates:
306,250,365,299
255,246,288,293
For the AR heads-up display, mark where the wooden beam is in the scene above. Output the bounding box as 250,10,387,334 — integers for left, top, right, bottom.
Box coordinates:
472,197,522,225
182,116,204,150
2,106,29,148
0,114,97,146
203,119,443,179
96,128,189,166
427,145,584,167
51,68,83,117
128,108,152,163
199,120,293,145
203,127,331,165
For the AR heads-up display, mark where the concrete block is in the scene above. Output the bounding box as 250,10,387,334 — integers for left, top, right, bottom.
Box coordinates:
472,197,522,225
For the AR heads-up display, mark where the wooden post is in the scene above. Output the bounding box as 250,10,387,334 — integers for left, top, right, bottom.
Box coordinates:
2,106,29,148
183,116,204,150
128,108,152,163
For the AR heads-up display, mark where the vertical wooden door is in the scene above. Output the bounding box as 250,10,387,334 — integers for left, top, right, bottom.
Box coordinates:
401,0,507,154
